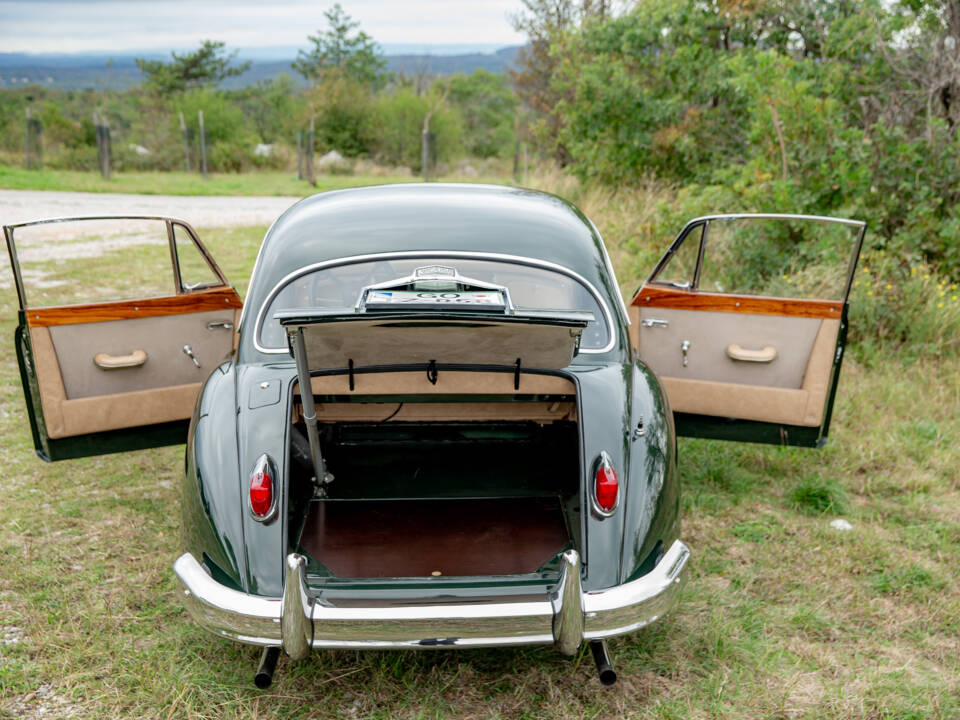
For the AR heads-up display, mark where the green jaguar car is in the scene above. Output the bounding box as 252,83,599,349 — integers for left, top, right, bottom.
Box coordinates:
4,184,864,688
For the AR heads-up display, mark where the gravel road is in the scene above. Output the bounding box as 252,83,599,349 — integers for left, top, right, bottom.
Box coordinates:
0,190,304,290
0,189,302,228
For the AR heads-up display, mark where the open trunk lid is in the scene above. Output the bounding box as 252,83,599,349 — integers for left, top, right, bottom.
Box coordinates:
276,309,591,370
275,264,592,371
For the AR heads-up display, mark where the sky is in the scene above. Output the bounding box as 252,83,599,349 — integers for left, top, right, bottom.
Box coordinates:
0,0,527,55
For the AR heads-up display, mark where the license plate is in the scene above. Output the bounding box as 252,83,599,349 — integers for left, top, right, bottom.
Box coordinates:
366,290,506,310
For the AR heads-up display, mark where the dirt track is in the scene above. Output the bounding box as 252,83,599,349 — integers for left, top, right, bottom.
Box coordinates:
0,189,301,228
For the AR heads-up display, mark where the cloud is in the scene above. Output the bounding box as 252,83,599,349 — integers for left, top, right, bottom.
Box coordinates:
0,0,524,53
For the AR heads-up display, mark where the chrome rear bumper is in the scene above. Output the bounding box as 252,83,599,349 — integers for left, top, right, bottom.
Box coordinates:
173,539,690,658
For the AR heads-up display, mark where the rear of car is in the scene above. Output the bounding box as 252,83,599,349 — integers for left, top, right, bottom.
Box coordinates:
173,185,689,684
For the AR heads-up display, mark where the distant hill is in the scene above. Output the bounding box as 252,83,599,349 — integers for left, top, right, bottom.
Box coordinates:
385,46,520,77
0,46,522,91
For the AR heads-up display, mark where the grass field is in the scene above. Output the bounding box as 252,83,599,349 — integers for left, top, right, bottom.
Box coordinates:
1,181,958,719
0,164,514,196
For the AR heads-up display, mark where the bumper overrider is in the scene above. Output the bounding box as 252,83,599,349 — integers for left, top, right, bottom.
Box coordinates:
173,539,690,659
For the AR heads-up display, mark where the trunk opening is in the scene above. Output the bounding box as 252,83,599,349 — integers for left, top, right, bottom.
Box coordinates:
286,382,581,580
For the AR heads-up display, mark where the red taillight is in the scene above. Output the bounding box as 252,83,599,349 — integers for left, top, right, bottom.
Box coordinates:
594,454,619,514
249,455,276,521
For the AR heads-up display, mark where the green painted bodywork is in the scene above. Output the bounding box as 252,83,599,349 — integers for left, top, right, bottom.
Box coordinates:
176,184,680,598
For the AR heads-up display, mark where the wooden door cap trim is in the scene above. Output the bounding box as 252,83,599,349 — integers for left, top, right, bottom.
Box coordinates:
632,284,841,319
26,287,243,327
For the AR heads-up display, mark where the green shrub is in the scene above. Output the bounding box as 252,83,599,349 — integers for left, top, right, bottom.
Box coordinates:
848,251,960,362
372,87,463,170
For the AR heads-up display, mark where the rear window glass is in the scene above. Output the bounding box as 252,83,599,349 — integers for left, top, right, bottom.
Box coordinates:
257,257,611,351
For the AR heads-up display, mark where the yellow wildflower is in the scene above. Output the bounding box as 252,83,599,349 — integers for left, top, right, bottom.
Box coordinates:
911,267,917,274
867,290,873,296
938,302,944,308
885,284,892,290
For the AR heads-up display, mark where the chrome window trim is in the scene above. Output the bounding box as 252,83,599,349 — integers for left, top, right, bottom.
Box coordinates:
251,251,618,355
584,215,631,327
683,212,865,228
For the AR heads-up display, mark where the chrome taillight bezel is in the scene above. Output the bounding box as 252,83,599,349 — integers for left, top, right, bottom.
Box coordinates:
591,451,620,518
248,453,279,523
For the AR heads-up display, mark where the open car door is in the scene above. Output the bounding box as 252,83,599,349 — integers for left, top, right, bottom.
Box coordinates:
630,214,866,447
4,216,242,461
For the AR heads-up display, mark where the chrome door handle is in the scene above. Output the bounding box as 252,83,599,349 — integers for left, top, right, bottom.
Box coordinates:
182,344,201,368
641,318,669,328
681,340,691,367
206,320,234,330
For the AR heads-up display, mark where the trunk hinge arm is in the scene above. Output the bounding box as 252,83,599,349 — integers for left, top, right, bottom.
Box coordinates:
289,327,333,494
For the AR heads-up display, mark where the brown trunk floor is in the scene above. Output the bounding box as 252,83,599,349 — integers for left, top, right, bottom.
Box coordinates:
299,497,570,578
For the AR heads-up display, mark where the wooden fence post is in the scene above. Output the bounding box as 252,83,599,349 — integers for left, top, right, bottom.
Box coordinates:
93,112,101,174
198,110,208,179
421,130,435,181
179,111,191,172
24,107,31,169
297,130,303,180
522,142,528,185
92,112,111,180
103,117,111,179
32,115,42,169
101,116,111,179
305,117,315,186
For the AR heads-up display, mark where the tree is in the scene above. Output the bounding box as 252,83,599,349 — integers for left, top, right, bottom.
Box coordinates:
293,4,385,87
448,70,518,158
135,40,251,95
509,0,612,164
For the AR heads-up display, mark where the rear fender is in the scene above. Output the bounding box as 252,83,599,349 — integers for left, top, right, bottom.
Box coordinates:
619,360,680,584
182,359,246,590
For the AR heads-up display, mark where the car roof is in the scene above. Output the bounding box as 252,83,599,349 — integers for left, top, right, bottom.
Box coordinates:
240,183,626,344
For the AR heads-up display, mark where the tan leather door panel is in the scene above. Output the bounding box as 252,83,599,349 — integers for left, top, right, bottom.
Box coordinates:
638,307,823,389
50,310,235,399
